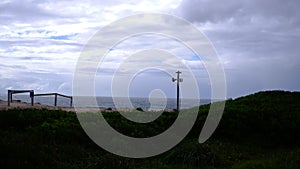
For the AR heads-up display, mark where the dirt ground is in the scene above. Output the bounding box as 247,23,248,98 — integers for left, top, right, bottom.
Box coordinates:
0,99,75,111
0,99,116,113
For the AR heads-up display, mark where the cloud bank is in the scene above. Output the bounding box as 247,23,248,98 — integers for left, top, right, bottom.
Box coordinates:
0,0,299,99
177,0,300,97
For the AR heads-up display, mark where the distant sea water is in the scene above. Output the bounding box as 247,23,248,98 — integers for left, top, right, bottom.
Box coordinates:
0,94,211,110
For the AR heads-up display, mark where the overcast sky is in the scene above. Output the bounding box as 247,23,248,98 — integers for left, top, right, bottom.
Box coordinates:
0,0,299,99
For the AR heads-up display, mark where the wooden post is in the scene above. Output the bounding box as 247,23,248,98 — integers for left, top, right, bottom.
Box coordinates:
54,93,57,106
70,97,73,107
7,90,11,106
31,97,34,106
30,91,34,106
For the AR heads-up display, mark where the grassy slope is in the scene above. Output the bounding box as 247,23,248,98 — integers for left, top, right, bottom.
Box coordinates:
0,90,299,169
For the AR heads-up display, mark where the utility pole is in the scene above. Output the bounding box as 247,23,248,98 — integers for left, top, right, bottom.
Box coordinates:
172,71,183,112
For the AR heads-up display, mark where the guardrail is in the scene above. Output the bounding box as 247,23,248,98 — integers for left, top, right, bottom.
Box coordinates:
7,90,72,107
34,93,73,107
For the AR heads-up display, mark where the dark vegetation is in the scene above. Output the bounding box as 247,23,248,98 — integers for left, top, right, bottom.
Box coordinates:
136,107,144,112
0,90,300,169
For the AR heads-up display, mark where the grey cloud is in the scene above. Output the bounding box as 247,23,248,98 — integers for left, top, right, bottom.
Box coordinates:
0,0,58,23
176,0,300,97
0,38,83,56
0,0,103,25
177,0,243,23
0,63,25,68
1,0,298,98
0,71,73,95
177,0,300,24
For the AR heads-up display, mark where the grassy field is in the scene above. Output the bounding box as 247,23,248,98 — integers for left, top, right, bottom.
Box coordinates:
0,90,299,169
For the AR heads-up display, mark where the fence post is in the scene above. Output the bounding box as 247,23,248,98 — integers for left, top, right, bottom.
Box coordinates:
70,97,73,107
7,90,11,107
54,93,57,106
30,91,34,106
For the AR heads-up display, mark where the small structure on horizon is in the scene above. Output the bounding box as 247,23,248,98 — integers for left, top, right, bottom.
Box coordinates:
8,90,34,106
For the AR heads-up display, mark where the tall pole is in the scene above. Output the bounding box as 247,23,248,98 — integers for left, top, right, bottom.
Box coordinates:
172,71,183,112
176,71,180,112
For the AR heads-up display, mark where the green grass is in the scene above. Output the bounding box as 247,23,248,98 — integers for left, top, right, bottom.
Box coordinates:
0,90,299,169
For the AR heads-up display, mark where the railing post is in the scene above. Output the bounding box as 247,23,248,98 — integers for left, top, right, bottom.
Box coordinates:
54,93,57,107
30,91,34,106
7,90,11,107
70,97,73,107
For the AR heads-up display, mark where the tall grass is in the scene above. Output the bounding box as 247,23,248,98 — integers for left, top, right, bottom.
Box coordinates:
0,90,299,169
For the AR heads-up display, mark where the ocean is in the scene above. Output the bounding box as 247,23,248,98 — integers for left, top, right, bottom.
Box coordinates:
0,94,211,110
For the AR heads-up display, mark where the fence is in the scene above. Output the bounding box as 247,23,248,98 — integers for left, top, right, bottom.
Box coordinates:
7,90,72,107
